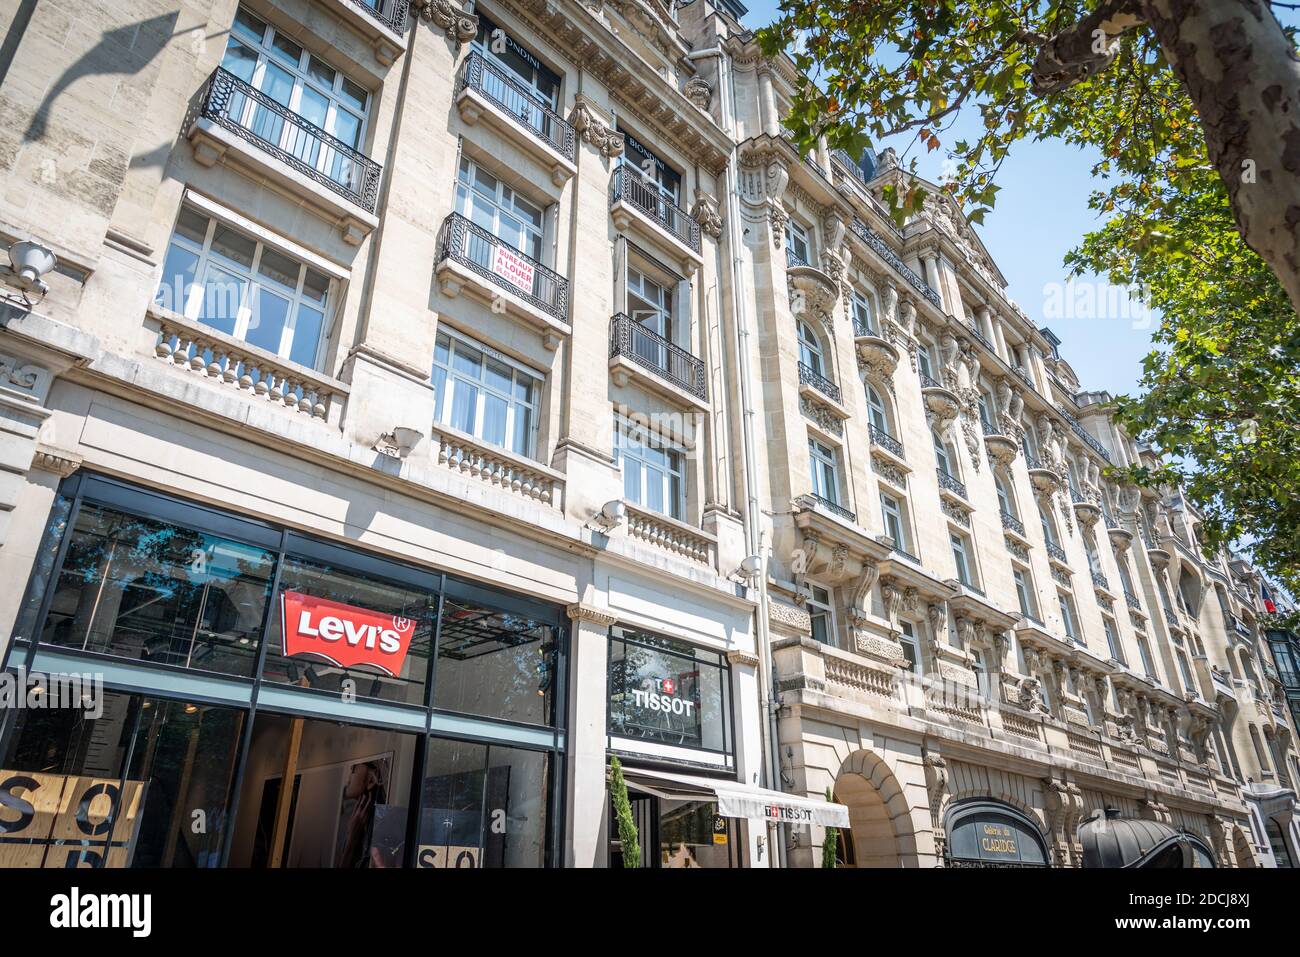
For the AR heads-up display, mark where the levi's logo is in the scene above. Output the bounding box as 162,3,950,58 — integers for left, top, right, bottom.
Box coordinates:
280,591,416,676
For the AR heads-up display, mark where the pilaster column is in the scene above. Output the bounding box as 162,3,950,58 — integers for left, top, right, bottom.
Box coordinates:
564,602,617,867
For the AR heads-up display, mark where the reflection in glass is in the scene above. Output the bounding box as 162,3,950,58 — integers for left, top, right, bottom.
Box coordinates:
418,737,548,867
434,596,558,726
38,502,275,676
2,691,244,867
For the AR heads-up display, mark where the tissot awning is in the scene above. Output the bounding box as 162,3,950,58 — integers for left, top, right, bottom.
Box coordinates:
621,766,851,828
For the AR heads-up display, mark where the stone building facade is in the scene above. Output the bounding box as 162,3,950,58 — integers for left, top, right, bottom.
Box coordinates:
0,0,1294,867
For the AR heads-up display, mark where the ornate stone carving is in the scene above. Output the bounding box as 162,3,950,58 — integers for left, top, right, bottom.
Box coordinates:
30,446,82,477
690,190,723,240
799,394,843,437
568,100,625,158
683,74,711,111
418,0,478,46
871,453,907,489
769,599,812,634
1017,676,1050,713
566,603,618,627
940,497,970,527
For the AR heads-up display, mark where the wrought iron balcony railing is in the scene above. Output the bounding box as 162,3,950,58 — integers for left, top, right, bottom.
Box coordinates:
848,218,942,308
799,361,842,403
342,0,410,34
981,417,1000,436
967,324,994,352
1125,590,1142,610
198,67,382,212
457,51,575,161
919,371,941,390
1091,570,1110,591
1164,607,1180,629
869,423,905,458
1046,541,1068,565
437,213,569,321
609,313,706,400
936,468,967,500
810,493,856,524
1057,405,1113,464
1001,510,1025,536
610,165,701,254
786,246,810,269
1012,365,1035,390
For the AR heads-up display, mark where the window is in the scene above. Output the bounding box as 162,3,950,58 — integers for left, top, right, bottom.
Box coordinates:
880,492,908,551
808,438,842,505
1039,506,1058,546
1177,649,1197,697
607,627,732,755
456,156,545,261
977,391,994,430
899,621,922,674
1116,553,1135,595
627,265,679,345
1083,533,1101,574
950,532,973,586
222,7,370,185
621,130,683,206
785,218,811,265
156,204,333,369
614,417,686,520
797,320,827,378
1102,615,1124,662
866,384,892,436
851,290,875,336
1058,593,1079,640
994,473,1015,517
807,584,835,646
1137,635,1158,679
933,431,956,478
917,343,935,381
432,330,542,457
473,11,560,110
1013,567,1037,619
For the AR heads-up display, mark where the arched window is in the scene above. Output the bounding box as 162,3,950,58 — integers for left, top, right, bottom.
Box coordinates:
994,472,1016,517
866,384,892,436
850,289,875,336
1039,505,1059,546
797,320,827,378
944,799,1049,867
933,431,958,479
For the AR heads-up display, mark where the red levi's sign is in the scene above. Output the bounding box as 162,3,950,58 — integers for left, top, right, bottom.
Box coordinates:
280,591,417,676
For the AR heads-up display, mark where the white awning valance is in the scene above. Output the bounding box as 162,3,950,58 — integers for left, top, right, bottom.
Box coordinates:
622,766,850,828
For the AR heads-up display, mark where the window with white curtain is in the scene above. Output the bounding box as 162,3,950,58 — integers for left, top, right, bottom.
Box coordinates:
432,329,542,457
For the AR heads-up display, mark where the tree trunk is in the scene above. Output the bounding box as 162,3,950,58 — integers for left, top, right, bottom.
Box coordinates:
1141,0,1300,314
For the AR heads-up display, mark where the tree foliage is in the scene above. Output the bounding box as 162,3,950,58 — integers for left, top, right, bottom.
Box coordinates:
756,1,1300,591
609,757,641,868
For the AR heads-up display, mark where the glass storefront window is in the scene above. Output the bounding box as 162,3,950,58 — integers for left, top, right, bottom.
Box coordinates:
434,589,560,726
36,500,276,677
1,691,245,867
417,737,549,868
261,553,436,707
658,799,734,868
607,627,731,755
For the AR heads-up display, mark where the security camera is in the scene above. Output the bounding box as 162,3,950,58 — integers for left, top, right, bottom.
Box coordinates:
590,499,626,532
374,425,423,459
5,240,57,296
733,554,763,581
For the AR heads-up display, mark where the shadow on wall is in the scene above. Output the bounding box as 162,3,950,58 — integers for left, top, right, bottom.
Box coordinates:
21,12,180,143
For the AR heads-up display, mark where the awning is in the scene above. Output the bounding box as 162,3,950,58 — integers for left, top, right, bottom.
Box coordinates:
1078,807,1217,868
621,766,851,828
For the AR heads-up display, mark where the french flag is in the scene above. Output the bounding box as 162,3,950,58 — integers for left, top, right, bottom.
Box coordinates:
1262,582,1277,614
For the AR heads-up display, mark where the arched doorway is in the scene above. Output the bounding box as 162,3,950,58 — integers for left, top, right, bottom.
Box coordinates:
1266,818,1295,868
833,750,919,867
944,799,1050,868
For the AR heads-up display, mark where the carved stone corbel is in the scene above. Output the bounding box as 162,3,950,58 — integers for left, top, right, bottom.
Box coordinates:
690,190,723,240
923,751,948,864
418,0,478,46
568,99,625,158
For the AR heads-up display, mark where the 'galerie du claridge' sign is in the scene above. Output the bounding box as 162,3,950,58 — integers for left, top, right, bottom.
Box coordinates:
280,592,417,676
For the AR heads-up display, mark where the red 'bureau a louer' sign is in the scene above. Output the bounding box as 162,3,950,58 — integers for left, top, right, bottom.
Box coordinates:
280,592,416,676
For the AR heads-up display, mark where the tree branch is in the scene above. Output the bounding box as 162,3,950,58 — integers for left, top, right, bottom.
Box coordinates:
1026,0,1148,95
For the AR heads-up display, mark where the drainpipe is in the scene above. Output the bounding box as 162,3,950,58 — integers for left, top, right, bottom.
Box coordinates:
690,36,786,869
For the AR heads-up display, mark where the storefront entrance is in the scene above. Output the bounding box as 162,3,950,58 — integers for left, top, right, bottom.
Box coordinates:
608,791,739,868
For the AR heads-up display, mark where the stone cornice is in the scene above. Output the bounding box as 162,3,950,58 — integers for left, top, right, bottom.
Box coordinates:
566,602,618,626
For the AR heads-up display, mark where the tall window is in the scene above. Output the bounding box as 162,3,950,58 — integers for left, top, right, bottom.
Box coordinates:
1013,567,1037,619
807,584,835,646
1116,553,1136,595
157,204,332,369
899,621,922,674
1039,506,1059,546
1177,649,1197,697
785,218,811,265
1102,615,1124,662
456,157,545,260
995,472,1016,517
222,7,370,185
614,417,686,519
432,330,541,457
933,431,956,478
977,391,994,429
917,342,935,381
851,290,875,335
808,437,842,505
1137,634,1157,679
880,492,908,551
473,11,560,110
1058,593,1079,640
626,266,677,344
621,130,682,206
797,320,827,378
866,384,892,435
950,532,973,586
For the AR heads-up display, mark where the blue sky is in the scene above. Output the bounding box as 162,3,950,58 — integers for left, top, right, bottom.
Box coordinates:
739,1,1160,398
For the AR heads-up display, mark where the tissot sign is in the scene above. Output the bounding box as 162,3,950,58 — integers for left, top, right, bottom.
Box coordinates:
280,591,416,676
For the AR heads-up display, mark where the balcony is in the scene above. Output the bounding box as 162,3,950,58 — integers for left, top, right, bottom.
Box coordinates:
435,213,570,344
609,165,703,273
1091,570,1111,592
847,218,942,309
329,0,410,64
608,313,707,410
431,422,563,509
1000,510,1026,537
1046,541,1069,566
455,51,576,187
187,68,382,244
798,361,842,404
936,468,967,501
1124,590,1142,611
809,493,857,524
981,418,1018,467
869,423,905,460
786,247,809,269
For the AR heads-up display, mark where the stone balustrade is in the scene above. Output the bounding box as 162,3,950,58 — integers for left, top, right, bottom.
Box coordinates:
624,504,715,565
151,307,347,424
823,650,900,700
431,423,562,507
